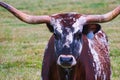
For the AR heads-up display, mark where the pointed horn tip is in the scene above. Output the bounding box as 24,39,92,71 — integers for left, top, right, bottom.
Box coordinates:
0,2,10,9
116,6,120,11
115,6,120,10
0,2,4,6
0,2,6,5
113,5,120,11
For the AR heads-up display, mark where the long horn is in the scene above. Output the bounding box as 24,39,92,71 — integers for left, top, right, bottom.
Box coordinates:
0,2,51,24
85,6,120,23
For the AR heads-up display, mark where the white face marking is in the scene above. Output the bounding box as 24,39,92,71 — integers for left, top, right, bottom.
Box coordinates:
63,31,73,48
72,16,87,33
62,16,85,48
72,17,86,55
78,41,83,54
51,18,63,34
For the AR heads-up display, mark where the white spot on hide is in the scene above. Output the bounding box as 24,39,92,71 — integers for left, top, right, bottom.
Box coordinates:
41,77,43,80
88,39,102,79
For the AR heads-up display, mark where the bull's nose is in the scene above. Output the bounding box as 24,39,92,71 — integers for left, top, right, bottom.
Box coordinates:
57,55,77,68
59,56,74,68
60,57,73,64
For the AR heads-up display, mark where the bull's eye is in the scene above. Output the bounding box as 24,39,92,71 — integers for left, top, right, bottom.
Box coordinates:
54,33,59,40
74,31,82,40
54,31,61,40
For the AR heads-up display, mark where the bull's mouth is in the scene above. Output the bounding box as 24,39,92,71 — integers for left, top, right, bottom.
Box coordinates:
57,55,77,68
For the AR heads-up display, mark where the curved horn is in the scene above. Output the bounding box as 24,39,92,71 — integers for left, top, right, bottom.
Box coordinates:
85,6,120,23
0,2,51,24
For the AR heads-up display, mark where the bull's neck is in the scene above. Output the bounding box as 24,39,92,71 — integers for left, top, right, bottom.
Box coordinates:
79,35,96,80
58,66,75,80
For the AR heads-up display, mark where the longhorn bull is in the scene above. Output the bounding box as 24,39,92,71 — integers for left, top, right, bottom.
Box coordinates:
0,2,120,80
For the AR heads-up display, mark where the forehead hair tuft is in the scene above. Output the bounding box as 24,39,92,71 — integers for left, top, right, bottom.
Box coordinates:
51,13,82,27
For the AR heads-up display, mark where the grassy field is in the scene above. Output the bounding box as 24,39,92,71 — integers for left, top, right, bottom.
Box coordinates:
0,0,120,80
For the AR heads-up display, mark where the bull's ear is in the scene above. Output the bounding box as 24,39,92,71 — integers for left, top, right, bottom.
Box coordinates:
46,23,54,32
82,24,101,39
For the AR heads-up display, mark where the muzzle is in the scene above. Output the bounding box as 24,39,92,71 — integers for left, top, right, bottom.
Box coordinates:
57,55,77,68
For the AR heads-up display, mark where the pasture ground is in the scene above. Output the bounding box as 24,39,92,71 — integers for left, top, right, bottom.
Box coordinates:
0,0,120,80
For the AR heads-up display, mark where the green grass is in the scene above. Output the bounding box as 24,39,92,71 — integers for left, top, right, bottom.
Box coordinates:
0,0,120,80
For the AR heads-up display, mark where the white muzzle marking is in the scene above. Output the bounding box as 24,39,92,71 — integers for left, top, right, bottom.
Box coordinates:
57,55,77,68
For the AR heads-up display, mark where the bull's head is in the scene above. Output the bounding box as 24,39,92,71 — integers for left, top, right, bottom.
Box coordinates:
47,13,102,68
0,2,120,68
